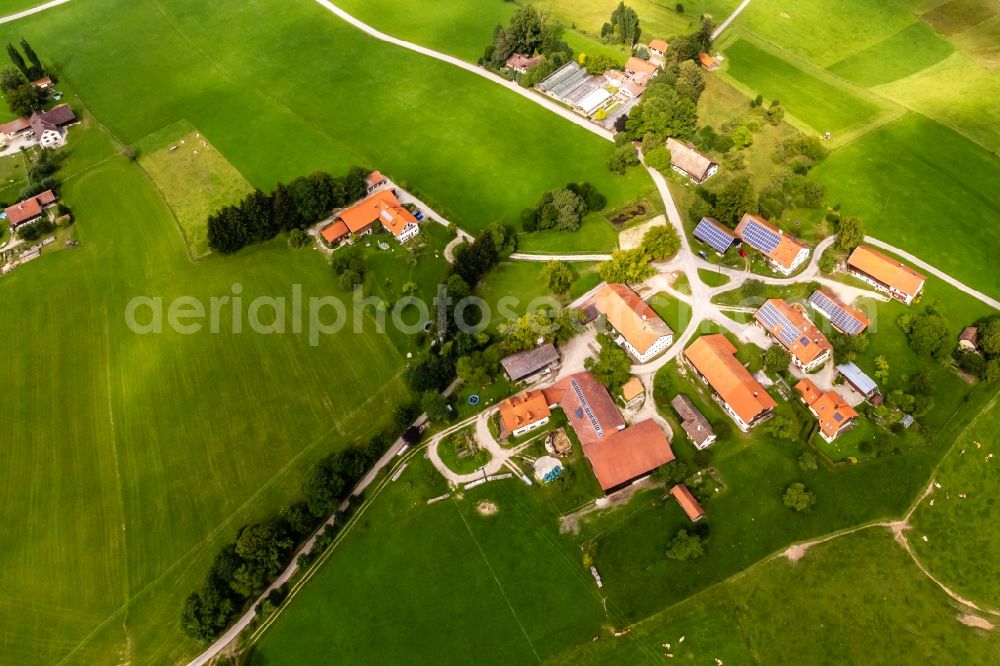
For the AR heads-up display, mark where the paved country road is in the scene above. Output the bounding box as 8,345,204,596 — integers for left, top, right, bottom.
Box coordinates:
0,0,71,23
312,0,613,142
863,236,1000,311
509,252,613,262
711,0,752,40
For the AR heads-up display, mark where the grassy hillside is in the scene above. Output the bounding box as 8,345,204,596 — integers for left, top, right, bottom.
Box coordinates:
721,38,882,134
550,530,1000,665
811,113,1000,299
252,458,612,665
910,393,1000,609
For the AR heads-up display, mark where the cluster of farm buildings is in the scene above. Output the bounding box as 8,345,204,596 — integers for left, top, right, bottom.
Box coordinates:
318,171,423,248
508,38,718,126
482,203,935,514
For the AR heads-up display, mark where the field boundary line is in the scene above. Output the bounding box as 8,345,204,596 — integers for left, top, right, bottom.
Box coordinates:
713,27,905,148
147,0,372,168
57,366,407,665
309,0,612,142
239,444,425,651
451,497,542,663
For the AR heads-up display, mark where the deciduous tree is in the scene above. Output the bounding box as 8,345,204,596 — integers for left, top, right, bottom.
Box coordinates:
783,482,816,512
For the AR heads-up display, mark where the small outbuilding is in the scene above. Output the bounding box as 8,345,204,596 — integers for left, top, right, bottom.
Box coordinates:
500,343,560,382
621,377,645,408
671,484,705,522
670,394,716,449
958,326,979,352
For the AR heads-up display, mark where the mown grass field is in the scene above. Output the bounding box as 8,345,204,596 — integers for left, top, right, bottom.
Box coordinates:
873,52,1000,152
920,0,998,35
330,0,515,61
909,392,1000,609
736,0,919,67
550,530,1000,665
10,0,653,235
0,0,666,658
140,130,254,258
811,113,1000,299
252,457,611,664
0,129,411,664
826,21,954,86
721,38,881,133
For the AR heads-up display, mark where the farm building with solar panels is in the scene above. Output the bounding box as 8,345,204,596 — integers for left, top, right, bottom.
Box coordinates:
794,379,859,442
542,373,674,494
734,214,810,275
694,217,738,255
809,290,870,335
754,299,833,371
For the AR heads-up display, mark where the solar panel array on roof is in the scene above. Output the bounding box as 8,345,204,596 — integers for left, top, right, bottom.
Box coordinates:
757,302,800,347
741,219,782,254
571,378,604,439
809,291,865,335
694,218,736,254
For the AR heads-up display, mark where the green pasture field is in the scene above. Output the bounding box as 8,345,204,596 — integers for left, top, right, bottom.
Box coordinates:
874,53,1000,152
140,131,254,258
550,530,1000,664
827,21,954,86
473,260,572,331
329,0,515,61
0,0,47,15
910,393,1000,609
920,0,998,35
529,0,739,45
721,38,881,134
0,128,410,665
0,149,28,206
811,113,1000,298
518,212,621,254
252,457,611,664
5,0,653,236
735,0,918,67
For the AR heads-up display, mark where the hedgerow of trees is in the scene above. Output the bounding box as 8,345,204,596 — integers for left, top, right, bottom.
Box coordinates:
207,168,368,254
3,39,48,118
180,429,404,641
481,6,571,76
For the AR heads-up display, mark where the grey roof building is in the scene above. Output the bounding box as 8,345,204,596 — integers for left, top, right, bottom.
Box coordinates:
670,394,717,449
501,343,560,382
